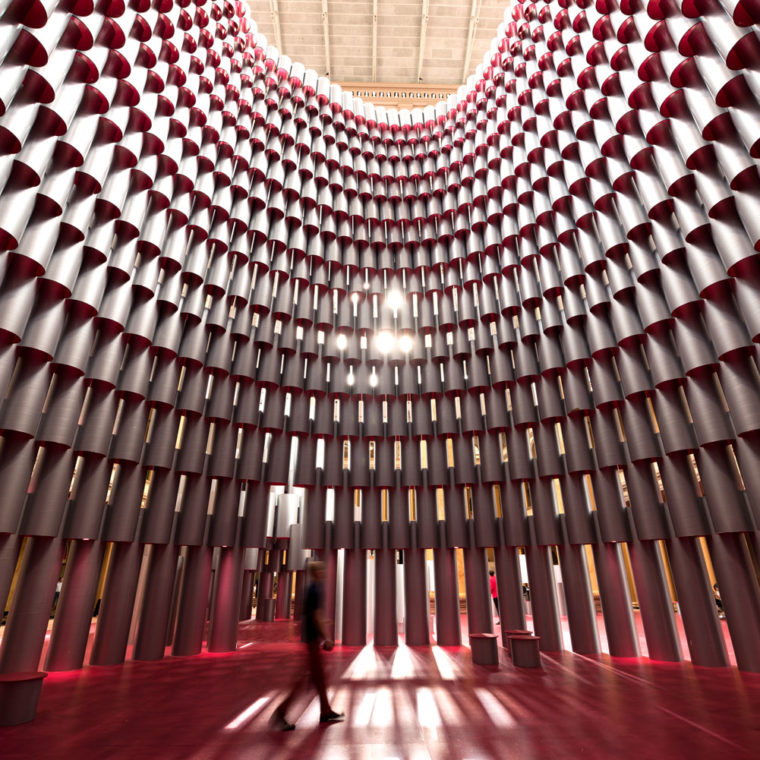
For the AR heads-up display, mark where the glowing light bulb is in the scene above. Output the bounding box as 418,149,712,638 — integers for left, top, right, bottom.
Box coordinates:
369,371,378,387
347,370,355,386
375,330,395,353
336,333,347,351
398,334,413,352
351,292,360,304
386,290,403,311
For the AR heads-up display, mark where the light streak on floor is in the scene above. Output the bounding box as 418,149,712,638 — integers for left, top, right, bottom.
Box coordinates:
474,687,516,728
431,645,457,680
224,696,271,729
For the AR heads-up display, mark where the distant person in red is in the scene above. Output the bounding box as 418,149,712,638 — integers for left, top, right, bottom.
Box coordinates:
489,570,499,624
270,560,344,730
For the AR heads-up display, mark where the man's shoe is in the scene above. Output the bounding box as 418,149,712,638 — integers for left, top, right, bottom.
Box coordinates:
269,712,295,731
319,710,345,723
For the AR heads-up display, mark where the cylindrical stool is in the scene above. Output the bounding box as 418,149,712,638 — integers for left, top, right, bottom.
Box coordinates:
509,634,542,668
502,629,533,656
470,633,499,666
0,672,47,725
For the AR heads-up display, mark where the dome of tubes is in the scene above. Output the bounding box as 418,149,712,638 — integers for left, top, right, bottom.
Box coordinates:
1,0,760,675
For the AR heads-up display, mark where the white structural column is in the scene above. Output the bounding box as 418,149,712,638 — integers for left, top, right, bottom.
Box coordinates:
416,0,429,82
268,0,283,51
372,0,378,81
321,0,332,75
461,0,482,82
417,0,430,82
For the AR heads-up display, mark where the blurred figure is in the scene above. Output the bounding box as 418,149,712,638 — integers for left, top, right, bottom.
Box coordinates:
52,576,63,616
713,583,726,619
489,570,499,624
270,560,344,730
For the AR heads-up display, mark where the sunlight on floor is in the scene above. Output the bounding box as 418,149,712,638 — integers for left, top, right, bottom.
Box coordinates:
342,643,380,680
431,645,458,680
224,695,271,729
416,686,442,737
352,690,377,727
390,641,416,679
474,687,516,728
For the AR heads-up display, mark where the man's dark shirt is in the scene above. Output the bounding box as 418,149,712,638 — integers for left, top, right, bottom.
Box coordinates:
302,581,322,643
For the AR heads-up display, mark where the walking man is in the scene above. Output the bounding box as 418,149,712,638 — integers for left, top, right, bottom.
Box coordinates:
270,560,344,730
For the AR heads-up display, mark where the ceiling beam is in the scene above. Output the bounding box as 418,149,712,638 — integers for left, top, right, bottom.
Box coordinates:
268,0,283,52
338,80,457,108
416,0,429,82
321,0,331,76
371,0,378,81
461,0,482,83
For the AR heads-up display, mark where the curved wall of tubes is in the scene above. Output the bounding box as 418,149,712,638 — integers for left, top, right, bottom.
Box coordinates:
1,0,760,675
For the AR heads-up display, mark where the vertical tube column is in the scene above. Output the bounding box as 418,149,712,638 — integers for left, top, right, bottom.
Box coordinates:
172,545,212,656
165,554,184,647
374,544,397,646
46,540,105,671
255,549,274,621
239,570,254,620
463,542,493,635
493,544,526,637
134,543,180,661
525,542,563,651
403,548,429,646
665,536,728,667
293,569,305,620
342,527,367,645
208,544,244,652
0,537,63,673
708,531,760,672
627,538,682,662
304,486,327,549
433,530,461,645
90,539,144,666
318,524,338,641
558,543,600,654
592,539,639,657
0,533,21,621
275,567,293,620
750,531,760,570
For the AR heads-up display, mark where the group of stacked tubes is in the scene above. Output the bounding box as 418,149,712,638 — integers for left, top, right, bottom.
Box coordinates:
1,0,760,679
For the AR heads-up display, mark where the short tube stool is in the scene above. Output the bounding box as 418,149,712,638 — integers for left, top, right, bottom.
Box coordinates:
502,628,532,655
0,672,48,725
470,633,499,665
509,634,542,668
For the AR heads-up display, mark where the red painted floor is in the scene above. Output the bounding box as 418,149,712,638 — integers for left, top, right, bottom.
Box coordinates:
1,619,759,760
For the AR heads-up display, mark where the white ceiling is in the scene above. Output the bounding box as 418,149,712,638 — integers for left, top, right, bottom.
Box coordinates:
246,0,508,86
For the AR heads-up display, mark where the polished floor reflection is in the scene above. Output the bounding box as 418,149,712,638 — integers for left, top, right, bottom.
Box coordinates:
2,620,758,759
